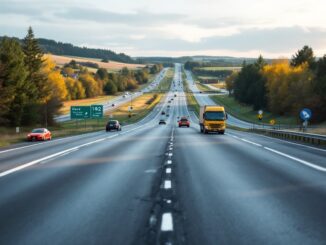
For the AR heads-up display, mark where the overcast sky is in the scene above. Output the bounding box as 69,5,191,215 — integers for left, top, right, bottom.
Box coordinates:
1,0,326,57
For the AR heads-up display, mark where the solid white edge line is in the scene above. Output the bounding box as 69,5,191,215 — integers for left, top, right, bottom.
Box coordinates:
166,168,172,174
0,124,149,178
241,138,262,147
161,213,173,231
0,146,79,177
258,134,326,153
40,148,80,164
264,147,326,172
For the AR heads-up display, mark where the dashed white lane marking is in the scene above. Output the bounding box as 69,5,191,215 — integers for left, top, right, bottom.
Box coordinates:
166,168,172,174
241,138,262,147
166,160,172,165
264,147,326,172
161,213,174,231
166,199,172,204
164,180,172,189
169,147,173,150
168,153,173,157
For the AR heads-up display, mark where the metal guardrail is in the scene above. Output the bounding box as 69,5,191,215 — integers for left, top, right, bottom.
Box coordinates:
250,128,326,145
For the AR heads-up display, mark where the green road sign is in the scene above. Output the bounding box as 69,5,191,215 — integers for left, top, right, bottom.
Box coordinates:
91,105,103,118
71,106,91,119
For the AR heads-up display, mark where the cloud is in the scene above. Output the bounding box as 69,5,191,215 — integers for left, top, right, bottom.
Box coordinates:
109,26,326,56
1,0,326,57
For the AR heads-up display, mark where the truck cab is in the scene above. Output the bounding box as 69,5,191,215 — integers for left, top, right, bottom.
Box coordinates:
199,106,227,134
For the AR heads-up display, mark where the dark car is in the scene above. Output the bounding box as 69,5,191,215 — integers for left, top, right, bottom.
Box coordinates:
161,111,166,115
159,119,166,125
106,120,122,131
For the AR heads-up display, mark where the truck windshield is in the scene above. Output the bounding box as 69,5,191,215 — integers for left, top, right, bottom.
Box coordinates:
204,111,225,121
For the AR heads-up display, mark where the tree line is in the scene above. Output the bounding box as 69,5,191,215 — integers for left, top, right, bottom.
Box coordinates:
0,27,163,127
37,38,135,64
185,61,234,79
225,46,326,122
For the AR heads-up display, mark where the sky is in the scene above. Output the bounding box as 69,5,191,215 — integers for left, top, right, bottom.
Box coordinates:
1,0,326,58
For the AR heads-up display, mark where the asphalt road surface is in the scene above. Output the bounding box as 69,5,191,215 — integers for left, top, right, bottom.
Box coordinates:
0,64,325,245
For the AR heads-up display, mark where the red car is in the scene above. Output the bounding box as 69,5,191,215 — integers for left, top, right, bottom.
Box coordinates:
178,117,190,127
27,128,52,141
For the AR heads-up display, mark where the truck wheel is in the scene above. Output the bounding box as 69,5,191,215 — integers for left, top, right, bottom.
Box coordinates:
219,131,225,135
204,129,208,134
200,126,203,133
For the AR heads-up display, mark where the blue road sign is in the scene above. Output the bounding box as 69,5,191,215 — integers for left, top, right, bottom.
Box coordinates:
300,108,312,121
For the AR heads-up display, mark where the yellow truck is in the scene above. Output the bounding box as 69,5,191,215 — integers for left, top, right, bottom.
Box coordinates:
199,105,227,134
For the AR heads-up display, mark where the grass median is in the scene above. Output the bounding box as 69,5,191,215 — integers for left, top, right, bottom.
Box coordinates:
183,72,200,116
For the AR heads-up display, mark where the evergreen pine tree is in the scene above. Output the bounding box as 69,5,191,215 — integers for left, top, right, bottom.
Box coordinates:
0,38,29,126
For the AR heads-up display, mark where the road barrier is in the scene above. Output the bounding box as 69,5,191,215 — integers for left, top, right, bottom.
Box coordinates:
250,128,326,146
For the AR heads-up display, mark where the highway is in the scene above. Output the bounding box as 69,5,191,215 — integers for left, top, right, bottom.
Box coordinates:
55,68,169,122
0,64,326,245
184,70,267,129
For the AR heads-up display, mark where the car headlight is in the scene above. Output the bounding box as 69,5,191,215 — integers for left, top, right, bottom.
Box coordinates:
205,126,209,129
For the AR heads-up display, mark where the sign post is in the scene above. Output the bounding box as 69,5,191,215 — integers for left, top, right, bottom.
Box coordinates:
258,110,263,121
300,108,312,132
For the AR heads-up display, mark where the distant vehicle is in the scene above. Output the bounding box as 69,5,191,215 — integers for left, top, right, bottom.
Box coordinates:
199,106,227,134
168,101,171,103
159,119,166,125
199,91,202,93
112,103,115,107
161,111,166,115
27,128,52,141
167,105,170,108
106,120,122,131
166,114,169,117
174,94,177,97
178,117,190,127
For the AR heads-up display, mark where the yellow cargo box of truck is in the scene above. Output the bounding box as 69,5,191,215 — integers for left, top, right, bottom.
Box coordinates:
199,105,227,134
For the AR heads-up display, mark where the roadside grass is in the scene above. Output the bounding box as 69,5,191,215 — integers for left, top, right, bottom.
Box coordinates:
0,93,163,147
60,95,116,115
210,95,298,125
195,82,212,92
